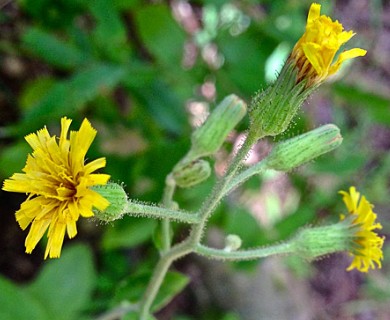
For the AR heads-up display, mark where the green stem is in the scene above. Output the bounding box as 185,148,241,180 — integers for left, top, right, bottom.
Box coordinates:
95,303,138,320
189,132,257,244
161,174,176,253
222,159,268,195
139,132,258,319
125,201,199,224
139,240,193,319
195,242,295,261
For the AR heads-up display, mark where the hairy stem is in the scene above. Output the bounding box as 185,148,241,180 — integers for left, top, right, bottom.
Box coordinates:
139,240,192,319
222,159,268,195
125,201,199,224
195,242,295,261
138,133,258,319
161,174,176,253
189,133,257,244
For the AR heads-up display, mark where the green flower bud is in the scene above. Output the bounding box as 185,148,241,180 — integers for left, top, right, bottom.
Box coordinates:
293,221,352,260
92,182,128,222
189,94,247,159
173,159,211,188
224,234,243,252
266,124,342,171
248,63,318,139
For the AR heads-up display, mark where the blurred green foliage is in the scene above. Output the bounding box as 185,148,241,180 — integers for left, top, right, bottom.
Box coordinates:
1,0,389,319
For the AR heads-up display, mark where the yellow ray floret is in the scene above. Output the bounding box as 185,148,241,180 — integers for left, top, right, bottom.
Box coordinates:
290,3,367,86
339,187,384,273
3,117,110,259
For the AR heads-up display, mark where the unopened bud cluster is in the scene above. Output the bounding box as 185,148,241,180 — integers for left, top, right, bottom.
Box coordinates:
173,159,211,188
173,94,247,188
189,94,247,160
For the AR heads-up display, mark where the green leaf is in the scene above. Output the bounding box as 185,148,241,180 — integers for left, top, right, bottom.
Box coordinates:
217,27,277,96
19,77,56,110
152,271,189,311
22,28,89,69
102,217,157,250
333,83,390,126
121,312,156,320
0,142,31,178
0,277,50,320
20,64,126,131
25,244,96,320
114,271,189,312
90,0,130,62
129,79,187,134
134,5,186,66
20,0,86,29
224,206,264,247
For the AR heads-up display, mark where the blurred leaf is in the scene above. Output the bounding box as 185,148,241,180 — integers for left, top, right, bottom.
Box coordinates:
217,27,278,96
22,28,89,69
224,206,264,247
333,83,390,126
274,205,316,240
20,64,127,131
20,0,86,29
25,244,96,320
102,217,157,250
152,271,189,311
129,79,187,134
121,62,157,89
19,77,55,110
152,221,173,252
0,142,31,177
134,5,186,66
0,277,50,320
121,312,156,320
114,271,189,312
90,0,130,62
113,0,140,10
312,149,367,176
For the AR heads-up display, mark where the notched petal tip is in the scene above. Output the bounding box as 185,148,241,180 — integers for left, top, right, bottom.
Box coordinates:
307,3,321,23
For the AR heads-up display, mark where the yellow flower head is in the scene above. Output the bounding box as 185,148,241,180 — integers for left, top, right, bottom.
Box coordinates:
339,187,384,273
3,117,110,259
290,3,367,86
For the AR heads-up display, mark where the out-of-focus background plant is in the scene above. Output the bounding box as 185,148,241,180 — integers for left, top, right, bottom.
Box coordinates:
0,0,389,319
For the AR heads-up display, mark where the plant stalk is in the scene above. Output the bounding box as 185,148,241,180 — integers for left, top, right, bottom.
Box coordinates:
138,132,258,319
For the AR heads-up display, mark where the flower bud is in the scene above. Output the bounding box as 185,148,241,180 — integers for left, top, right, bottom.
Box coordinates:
92,182,128,222
173,159,211,188
189,94,246,159
293,222,351,260
248,63,317,139
224,234,243,252
266,124,342,171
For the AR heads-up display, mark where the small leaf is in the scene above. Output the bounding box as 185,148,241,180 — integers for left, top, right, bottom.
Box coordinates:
90,0,130,62
102,217,157,250
152,271,189,311
333,83,390,126
0,276,50,320
113,270,189,312
134,5,185,66
129,79,187,134
25,244,96,320
19,77,56,110
22,28,89,69
0,142,31,178
20,63,127,132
